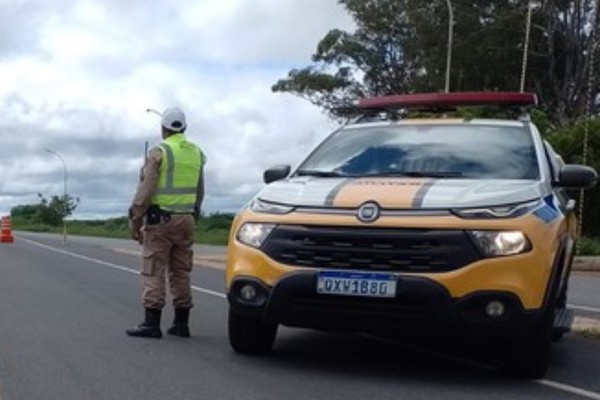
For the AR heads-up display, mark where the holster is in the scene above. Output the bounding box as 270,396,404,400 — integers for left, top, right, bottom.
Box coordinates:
146,205,171,225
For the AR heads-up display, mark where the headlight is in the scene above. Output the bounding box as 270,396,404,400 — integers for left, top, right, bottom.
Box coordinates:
469,230,531,257
452,200,542,219
236,223,276,248
249,198,295,214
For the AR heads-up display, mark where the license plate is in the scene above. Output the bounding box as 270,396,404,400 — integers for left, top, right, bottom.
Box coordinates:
317,271,397,298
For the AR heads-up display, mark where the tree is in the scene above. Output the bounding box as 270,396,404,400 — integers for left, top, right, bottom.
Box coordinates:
529,0,600,124
37,194,79,226
11,194,79,226
272,0,420,116
544,117,600,237
273,0,599,124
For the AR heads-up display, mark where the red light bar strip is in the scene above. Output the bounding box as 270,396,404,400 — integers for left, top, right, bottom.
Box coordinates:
358,92,538,110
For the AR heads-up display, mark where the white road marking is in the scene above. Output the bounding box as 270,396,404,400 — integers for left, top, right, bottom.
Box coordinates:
20,237,226,299
569,304,600,314
536,380,600,400
368,333,600,398
18,236,600,399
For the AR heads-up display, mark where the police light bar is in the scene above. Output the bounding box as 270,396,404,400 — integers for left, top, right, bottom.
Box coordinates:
358,92,538,110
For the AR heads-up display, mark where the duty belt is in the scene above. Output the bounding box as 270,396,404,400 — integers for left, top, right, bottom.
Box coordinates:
146,205,193,225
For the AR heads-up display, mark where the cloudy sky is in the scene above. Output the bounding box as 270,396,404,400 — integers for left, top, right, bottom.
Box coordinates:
0,0,355,219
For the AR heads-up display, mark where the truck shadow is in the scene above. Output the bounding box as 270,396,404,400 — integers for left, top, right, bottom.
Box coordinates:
260,327,567,385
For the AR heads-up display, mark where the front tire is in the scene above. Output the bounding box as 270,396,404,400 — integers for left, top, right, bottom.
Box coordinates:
503,251,567,378
499,313,554,379
228,309,278,354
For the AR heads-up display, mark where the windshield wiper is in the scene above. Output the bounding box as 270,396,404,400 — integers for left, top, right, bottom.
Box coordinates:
362,171,464,178
295,169,346,178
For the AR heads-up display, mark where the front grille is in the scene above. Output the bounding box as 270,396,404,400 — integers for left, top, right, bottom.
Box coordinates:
261,225,481,273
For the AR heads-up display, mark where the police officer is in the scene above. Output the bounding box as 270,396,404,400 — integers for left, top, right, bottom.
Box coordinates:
127,107,205,339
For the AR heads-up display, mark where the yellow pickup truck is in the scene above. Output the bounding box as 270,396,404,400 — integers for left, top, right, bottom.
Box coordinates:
225,92,597,378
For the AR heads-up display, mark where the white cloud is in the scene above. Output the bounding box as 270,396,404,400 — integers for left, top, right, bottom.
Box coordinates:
179,0,355,64
0,0,355,219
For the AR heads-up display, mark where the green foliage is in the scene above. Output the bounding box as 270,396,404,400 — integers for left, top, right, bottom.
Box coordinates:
544,117,600,238
13,213,233,246
200,212,235,230
65,217,130,238
272,66,363,116
9,219,53,233
406,0,526,93
274,0,599,123
529,108,555,136
544,118,600,166
11,194,79,227
194,226,231,246
578,237,600,256
273,0,419,116
195,213,234,245
37,194,80,226
10,204,40,223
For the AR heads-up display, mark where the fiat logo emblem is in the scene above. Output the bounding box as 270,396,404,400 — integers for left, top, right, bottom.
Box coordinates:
357,202,380,223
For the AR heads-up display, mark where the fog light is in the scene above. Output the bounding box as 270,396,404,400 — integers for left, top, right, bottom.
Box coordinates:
240,284,257,301
485,300,505,318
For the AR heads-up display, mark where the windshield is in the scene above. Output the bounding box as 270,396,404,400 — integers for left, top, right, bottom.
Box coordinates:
296,124,539,179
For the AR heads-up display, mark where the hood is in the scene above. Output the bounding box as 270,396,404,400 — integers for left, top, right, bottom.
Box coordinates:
257,177,547,209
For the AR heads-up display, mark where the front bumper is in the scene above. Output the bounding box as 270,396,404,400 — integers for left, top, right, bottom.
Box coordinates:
228,272,545,338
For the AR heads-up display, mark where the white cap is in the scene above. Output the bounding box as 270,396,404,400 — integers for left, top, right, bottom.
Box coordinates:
161,107,187,131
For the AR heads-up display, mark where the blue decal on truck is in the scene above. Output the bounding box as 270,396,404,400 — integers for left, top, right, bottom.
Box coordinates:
534,195,560,223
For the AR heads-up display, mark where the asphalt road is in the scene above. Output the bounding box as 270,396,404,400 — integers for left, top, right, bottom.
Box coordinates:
0,232,599,400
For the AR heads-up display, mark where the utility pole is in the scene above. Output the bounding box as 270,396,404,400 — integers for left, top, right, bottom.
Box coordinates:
444,0,454,93
520,2,534,93
45,148,68,245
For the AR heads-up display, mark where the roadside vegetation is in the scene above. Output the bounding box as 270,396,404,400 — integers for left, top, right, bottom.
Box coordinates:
13,212,234,246
11,190,234,245
579,237,600,256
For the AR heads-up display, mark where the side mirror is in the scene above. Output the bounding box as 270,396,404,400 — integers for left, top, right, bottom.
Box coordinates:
556,164,598,189
263,165,291,184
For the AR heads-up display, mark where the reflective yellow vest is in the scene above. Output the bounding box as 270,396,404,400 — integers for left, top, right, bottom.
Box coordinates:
151,134,204,213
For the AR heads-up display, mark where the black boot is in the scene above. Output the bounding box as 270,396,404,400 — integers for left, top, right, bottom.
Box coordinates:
167,308,190,337
126,308,162,338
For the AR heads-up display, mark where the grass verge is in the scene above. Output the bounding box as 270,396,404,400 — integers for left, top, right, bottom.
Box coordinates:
13,216,231,246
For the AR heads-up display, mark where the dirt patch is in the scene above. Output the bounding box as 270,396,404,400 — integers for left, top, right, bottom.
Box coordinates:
573,316,600,339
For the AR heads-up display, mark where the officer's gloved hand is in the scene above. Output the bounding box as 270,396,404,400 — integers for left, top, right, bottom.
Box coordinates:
128,208,143,244
128,219,143,244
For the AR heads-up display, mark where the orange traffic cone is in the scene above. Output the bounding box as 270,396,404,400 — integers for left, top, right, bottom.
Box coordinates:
1,216,14,243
